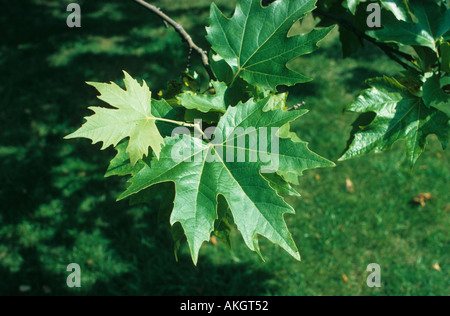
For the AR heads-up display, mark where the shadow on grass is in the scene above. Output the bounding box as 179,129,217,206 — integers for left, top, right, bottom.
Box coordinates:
0,194,276,295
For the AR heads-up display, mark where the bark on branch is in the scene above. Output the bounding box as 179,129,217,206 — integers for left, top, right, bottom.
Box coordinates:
133,0,215,80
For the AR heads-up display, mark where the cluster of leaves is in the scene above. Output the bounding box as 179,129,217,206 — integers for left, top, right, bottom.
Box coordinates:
66,0,449,263
317,0,449,164
66,0,336,264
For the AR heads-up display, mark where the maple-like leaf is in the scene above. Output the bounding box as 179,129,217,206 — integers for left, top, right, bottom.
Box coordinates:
65,71,173,166
118,96,334,264
370,1,449,52
340,76,449,165
206,0,334,91
380,0,413,22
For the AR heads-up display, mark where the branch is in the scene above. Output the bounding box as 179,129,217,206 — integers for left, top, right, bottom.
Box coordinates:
133,0,216,80
315,9,416,71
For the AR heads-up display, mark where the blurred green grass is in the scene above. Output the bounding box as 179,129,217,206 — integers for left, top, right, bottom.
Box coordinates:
0,0,448,296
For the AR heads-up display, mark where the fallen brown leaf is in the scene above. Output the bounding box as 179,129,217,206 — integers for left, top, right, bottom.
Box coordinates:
432,263,441,272
346,178,354,193
413,193,433,207
342,274,349,283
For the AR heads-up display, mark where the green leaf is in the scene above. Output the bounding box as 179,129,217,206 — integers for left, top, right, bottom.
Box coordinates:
210,53,234,84
346,0,360,15
276,121,308,184
341,76,449,165
414,46,439,72
184,109,221,125
263,92,288,111
105,141,148,178
177,81,228,113
65,71,172,166
380,0,413,22
119,96,334,264
370,1,449,52
206,0,334,91
278,121,304,143
441,41,450,73
423,73,450,117
213,196,234,249
262,173,301,197
317,0,367,57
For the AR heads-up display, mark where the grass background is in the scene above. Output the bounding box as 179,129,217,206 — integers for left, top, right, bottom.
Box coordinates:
0,0,448,296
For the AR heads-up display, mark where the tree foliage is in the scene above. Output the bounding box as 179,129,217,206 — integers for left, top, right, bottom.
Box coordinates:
66,0,449,264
